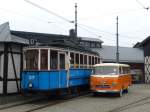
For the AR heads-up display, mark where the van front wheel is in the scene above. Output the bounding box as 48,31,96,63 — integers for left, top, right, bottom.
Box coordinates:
117,89,123,97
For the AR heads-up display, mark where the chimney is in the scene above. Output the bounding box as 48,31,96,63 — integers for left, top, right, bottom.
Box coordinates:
69,29,76,38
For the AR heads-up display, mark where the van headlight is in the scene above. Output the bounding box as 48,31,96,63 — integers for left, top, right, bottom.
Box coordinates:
112,82,118,86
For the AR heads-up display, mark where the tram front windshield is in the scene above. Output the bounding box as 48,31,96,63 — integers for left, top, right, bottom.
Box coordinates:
94,66,119,75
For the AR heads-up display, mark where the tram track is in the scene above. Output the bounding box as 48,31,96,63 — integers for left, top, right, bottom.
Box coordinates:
0,96,49,111
108,96,150,112
25,92,90,112
0,92,90,112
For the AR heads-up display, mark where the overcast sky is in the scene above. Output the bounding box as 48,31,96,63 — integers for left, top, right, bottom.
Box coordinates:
0,0,150,47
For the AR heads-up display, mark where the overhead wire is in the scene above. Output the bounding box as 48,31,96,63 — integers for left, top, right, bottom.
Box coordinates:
23,0,146,41
136,0,150,10
23,0,73,23
0,7,52,24
78,25,132,45
78,23,144,40
1,0,145,46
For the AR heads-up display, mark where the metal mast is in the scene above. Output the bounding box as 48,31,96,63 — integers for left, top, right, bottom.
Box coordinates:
75,3,77,37
116,16,119,63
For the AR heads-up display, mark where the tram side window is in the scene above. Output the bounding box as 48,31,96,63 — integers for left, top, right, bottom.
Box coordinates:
89,56,92,68
50,50,58,69
59,53,65,69
92,56,94,65
70,52,74,68
80,54,83,68
75,53,79,68
25,50,38,70
84,55,87,68
41,49,48,70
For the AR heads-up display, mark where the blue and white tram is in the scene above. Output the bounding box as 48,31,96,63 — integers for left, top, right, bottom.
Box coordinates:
21,45,101,93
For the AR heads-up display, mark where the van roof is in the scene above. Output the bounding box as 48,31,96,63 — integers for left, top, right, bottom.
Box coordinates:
94,63,130,67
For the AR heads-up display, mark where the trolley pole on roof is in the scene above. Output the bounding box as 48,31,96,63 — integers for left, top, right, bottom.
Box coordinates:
75,3,77,37
116,16,119,63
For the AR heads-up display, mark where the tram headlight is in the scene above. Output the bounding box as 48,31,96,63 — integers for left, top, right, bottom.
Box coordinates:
112,82,118,86
29,82,33,88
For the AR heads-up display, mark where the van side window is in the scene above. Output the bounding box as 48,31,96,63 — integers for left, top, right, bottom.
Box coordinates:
119,66,123,74
122,67,130,74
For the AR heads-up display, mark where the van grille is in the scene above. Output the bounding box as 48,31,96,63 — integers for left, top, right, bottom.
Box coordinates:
96,85,110,88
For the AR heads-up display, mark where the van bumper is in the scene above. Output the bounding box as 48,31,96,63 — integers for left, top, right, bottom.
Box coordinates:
92,90,120,93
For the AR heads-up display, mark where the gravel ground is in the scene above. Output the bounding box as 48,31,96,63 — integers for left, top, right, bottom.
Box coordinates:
33,84,150,112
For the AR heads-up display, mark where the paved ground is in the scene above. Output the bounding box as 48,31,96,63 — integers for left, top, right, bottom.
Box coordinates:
34,84,150,112
0,94,40,105
1,84,150,112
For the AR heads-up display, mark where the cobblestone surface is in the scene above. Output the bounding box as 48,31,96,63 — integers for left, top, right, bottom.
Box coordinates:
1,84,150,112
34,84,150,112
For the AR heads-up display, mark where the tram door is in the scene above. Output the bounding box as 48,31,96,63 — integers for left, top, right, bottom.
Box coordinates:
58,52,66,69
58,52,67,88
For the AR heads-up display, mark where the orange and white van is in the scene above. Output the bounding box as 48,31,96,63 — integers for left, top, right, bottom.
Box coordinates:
90,63,132,97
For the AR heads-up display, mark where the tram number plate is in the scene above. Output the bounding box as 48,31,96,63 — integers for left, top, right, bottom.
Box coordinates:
29,75,35,80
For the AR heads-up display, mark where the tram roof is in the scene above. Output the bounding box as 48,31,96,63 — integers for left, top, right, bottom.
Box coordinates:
94,63,130,67
24,45,99,55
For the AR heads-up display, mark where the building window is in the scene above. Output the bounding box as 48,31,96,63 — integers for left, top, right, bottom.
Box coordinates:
91,43,96,48
80,42,84,46
85,42,90,47
96,43,101,48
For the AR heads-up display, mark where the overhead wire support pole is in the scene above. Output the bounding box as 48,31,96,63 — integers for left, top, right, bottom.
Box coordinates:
75,3,77,37
116,16,119,63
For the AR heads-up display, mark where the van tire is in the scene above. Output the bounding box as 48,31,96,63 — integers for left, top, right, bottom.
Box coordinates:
125,86,129,93
93,92,98,96
118,89,123,97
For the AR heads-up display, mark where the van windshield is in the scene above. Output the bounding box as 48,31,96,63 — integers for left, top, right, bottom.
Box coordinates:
94,66,119,75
